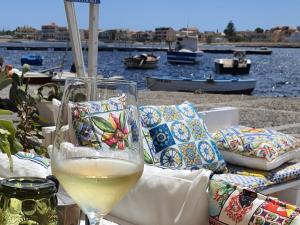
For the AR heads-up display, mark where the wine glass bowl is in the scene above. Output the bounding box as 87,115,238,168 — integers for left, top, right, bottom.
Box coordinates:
51,78,144,225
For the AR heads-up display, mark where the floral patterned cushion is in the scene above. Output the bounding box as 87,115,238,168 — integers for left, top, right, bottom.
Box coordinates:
209,179,300,225
212,126,300,171
69,95,135,150
139,102,227,172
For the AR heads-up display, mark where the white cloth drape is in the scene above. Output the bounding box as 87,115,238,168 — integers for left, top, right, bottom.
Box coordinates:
111,165,211,225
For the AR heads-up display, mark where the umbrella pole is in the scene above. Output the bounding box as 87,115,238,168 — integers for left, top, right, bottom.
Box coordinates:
87,3,99,78
64,0,86,77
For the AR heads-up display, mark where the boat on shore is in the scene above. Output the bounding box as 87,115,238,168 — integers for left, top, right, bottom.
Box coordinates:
146,76,256,94
124,53,160,69
167,33,203,64
21,54,43,66
13,66,77,84
214,50,251,75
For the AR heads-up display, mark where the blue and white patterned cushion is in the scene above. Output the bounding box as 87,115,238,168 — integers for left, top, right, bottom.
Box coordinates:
211,173,270,191
225,162,300,191
139,102,227,172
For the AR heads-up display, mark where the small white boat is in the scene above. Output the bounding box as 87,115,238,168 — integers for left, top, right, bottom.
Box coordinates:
167,34,203,64
124,53,160,69
146,76,256,94
215,50,251,75
13,66,77,84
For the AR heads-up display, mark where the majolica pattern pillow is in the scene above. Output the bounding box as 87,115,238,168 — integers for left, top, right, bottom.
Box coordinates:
139,102,227,172
209,180,300,225
212,126,300,171
70,95,137,150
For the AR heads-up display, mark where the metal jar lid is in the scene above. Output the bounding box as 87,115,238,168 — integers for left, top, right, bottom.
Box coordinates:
0,177,57,198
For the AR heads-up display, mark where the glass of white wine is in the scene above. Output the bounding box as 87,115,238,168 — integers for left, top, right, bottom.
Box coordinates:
51,78,144,225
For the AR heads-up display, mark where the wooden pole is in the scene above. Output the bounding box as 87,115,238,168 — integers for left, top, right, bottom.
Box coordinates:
87,3,99,77
64,0,86,77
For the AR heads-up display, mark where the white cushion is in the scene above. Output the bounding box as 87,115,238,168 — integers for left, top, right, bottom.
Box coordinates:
0,152,51,178
110,165,211,225
220,148,300,170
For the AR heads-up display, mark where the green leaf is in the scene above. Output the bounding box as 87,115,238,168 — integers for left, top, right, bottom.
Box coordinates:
0,78,12,90
0,137,13,172
0,119,16,137
11,139,23,154
119,111,126,130
92,116,115,133
124,138,130,148
11,73,20,85
16,89,27,102
0,136,11,154
0,109,13,115
144,150,153,164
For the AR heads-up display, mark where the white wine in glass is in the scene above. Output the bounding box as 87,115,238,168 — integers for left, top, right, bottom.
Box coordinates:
51,78,144,225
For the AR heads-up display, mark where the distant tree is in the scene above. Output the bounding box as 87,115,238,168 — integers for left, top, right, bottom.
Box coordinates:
255,27,264,33
224,21,236,37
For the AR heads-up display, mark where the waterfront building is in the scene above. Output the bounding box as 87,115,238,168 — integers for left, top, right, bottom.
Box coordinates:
79,29,89,41
41,23,57,40
237,30,272,42
284,31,300,42
99,29,133,42
55,26,70,41
14,26,37,40
154,27,176,42
200,31,225,43
270,26,297,42
132,30,155,42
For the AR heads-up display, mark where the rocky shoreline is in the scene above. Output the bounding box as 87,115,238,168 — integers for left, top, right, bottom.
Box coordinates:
2,87,300,135
138,91,300,135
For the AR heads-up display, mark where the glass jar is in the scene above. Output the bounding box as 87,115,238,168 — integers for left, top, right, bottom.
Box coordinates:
0,177,58,225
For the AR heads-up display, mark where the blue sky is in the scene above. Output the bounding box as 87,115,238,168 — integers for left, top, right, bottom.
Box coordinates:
1,0,299,31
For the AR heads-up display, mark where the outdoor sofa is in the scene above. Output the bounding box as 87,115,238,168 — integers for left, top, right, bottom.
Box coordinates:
38,102,300,225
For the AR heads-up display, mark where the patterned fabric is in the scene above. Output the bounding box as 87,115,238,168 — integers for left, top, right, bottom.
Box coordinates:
71,95,134,150
139,102,227,172
212,173,270,191
15,152,50,169
209,179,300,225
212,126,300,161
213,162,300,191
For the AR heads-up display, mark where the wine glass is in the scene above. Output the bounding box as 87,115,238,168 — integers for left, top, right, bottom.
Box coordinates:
51,78,144,225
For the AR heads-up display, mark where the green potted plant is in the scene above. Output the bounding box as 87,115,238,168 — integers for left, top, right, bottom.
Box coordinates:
0,64,46,154
0,109,23,171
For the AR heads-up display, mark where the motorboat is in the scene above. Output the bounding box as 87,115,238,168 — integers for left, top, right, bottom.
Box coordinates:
21,54,43,66
124,53,160,69
12,66,77,85
214,50,251,75
146,76,256,94
167,34,203,64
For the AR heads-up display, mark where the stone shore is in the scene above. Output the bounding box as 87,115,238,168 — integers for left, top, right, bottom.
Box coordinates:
138,91,300,135
2,87,300,135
